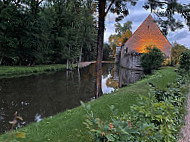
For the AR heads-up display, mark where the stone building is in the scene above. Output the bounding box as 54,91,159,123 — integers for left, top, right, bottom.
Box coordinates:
119,14,173,69
114,14,173,87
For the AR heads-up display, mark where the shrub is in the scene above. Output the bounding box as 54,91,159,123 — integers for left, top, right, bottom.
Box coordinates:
179,49,190,72
141,47,164,74
83,74,189,142
162,58,172,66
171,43,186,65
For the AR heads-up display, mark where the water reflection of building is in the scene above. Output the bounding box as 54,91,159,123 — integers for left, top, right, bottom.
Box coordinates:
113,63,144,88
113,64,119,82
119,68,143,88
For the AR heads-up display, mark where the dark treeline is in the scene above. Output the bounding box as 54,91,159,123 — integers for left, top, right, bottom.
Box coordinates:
0,0,97,67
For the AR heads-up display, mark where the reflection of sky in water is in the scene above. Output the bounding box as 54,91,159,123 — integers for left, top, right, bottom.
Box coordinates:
102,74,115,94
35,113,42,122
0,108,5,121
0,63,117,133
0,115,4,121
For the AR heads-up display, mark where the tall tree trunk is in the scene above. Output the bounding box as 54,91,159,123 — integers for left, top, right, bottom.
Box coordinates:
67,59,70,70
79,44,83,63
66,70,69,79
95,0,106,99
67,45,71,70
78,44,83,68
78,67,81,83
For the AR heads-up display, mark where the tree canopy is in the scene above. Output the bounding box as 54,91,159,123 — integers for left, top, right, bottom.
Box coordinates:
109,21,132,56
0,0,97,66
171,43,187,65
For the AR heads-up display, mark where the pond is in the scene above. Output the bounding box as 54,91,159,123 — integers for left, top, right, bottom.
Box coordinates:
0,63,119,134
0,63,144,134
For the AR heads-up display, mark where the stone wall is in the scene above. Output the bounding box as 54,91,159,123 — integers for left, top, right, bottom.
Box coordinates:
114,46,144,87
120,46,143,71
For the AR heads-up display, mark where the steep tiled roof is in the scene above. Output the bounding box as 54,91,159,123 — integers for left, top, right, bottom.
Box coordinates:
124,14,172,57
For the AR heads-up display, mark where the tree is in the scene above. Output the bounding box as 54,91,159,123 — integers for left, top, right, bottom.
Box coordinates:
171,43,187,65
115,21,132,35
108,34,120,56
103,43,112,60
109,21,132,56
0,0,49,65
0,1,21,65
141,47,164,74
77,0,97,63
0,0,97,66
179,49,190,72
95,0,190,98
119,30,132,45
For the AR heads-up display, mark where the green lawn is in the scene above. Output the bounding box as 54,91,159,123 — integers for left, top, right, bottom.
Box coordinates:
0,67,177,142
0,64,75,79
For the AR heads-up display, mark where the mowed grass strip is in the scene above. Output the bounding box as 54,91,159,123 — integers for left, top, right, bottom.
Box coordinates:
0,67,177,142
0,64,75,79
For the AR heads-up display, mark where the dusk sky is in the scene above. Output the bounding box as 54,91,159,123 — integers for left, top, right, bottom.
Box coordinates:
104,0,190,48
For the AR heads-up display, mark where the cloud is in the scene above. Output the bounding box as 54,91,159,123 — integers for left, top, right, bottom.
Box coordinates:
168,28,189,41
106,13,117,24
178,0,189,4
104,0,190,48
167,26,190,48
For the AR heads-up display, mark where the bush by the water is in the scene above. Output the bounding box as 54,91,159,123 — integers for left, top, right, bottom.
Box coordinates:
141,47,164,74
179,49,190,72
83,73,189,142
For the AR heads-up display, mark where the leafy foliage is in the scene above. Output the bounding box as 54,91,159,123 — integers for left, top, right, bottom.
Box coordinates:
171,43,187,65
141,47,165,74
143,1,190,35
179,49,190,72
109,21,132,56
114,21,132,36
83,73,189,142
103,43,112,61
0,0,97,66
162,58,172,66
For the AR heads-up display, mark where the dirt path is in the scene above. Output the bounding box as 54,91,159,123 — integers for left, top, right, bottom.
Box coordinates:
78,61,96,68
179,84,190,142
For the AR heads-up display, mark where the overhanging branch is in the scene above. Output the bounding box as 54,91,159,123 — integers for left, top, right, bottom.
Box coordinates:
154,0,169,5
38,0,44,5
105,0,115,17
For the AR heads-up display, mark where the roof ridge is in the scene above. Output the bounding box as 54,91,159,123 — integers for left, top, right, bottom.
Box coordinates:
125,14,154,46
151,18,173,48
125,14,172,48
123,14,173,57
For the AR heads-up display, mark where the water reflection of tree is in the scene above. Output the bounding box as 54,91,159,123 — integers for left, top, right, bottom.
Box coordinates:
106,78,119,89
111,68,115,79
105,65,119,89
102,65,109,77
0,64,116,133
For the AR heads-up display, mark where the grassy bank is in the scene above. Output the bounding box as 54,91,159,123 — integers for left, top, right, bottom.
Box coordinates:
0,64,75,79
0,67,177,142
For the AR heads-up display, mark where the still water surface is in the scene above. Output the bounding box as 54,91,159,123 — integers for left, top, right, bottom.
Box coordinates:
0,63,119,133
